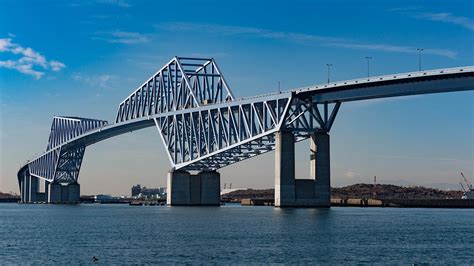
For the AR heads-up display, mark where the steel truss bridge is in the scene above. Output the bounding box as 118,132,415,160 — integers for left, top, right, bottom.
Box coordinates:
17,56,474,204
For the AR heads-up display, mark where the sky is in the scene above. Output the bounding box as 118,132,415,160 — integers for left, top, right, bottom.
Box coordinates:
0,0,473,195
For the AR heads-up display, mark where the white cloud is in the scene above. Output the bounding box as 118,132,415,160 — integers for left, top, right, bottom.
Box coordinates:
160,22,457,59
161,22,341,43
66,0,131,8
415,12,474,31
50,61,66,71
96,0,130,8
344,171,358,178
392,8,474,31
0,38,66,79
92,30,149,44
72,73,116,88
328,43,457,59
0,60,44,79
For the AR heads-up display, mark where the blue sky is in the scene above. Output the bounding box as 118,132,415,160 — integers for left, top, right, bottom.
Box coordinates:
1,0,473,195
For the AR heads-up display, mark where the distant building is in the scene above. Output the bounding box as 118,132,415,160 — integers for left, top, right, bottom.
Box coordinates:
131,184,166,197
131,184,141,196
95,194,113,202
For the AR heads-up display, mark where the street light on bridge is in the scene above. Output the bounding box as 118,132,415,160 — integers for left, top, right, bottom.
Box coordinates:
365,56,372,78
326,63,333,84
417,48,424,71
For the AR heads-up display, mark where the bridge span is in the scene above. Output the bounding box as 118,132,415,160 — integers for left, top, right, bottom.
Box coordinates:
17,57,474,206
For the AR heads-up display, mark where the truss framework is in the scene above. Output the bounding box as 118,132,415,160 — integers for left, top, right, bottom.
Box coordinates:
152,92,341,170
28,117,106,183
17,60,474,191
47,116,107,150
22,60,343,181
116,57,234,123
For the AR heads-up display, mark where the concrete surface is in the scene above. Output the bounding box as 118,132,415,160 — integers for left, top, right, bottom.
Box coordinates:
275,131,296,207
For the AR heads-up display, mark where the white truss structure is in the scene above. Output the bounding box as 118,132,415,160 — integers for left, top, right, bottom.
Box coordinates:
116,57,234,123
17,58,474,188
28,117,106,183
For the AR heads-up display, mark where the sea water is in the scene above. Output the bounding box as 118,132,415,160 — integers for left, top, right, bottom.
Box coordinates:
0,203,473,264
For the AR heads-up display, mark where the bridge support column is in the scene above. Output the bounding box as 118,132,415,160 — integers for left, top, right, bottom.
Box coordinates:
24,175,30,203
274,131,331,207
61,185,69,203
167,170,221,206
29,176,38,203
48,182,62,203
199,171,220,205
20,174,28,203
167,170,191,205
68,183,80,203
44,180,49,202
275,131,296,207
310,132,331,207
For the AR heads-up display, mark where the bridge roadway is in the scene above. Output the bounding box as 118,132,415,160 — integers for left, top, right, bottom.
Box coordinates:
17,56,474,206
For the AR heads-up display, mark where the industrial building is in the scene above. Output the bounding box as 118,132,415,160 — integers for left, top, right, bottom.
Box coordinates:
131,184,166,198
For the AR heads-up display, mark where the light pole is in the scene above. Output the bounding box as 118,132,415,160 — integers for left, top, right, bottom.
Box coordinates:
417,48,424,71
278,81,281,93
326,64,332,84
365,56,372,78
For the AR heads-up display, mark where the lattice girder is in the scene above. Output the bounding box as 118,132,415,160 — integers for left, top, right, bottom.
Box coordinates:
47,116,107,150
116,57,235,123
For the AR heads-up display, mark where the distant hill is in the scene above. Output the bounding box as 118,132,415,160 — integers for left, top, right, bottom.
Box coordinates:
222,184,463,200
333,183,462,199
222,189,274,199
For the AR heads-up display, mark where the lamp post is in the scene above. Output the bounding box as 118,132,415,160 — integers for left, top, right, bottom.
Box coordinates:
326,64,332,84
365,56,372,78
417,48,424,71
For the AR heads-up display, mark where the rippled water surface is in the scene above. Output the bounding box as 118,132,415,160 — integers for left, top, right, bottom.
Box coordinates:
1,203,473,264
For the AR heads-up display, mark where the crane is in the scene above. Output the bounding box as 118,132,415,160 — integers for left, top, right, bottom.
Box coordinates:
460,172,473,190
460,172,474,200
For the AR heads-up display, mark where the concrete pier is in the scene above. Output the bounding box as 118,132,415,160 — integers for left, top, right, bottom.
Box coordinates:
44,180,49,202
167,170,192,205
167,170,221,206
47,182,80,203
49,182,62,203
20,174,27,203
274,131,332,207
275,131,296,207
24,174,30,203
200,171,220,205
29,176,38,202
67,183,80,203
61,185,69,202
310,132,331,207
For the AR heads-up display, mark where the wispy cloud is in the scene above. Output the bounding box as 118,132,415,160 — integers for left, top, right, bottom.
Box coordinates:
344,171,358,179
392,8,474,31
160,22,457,58
415,12,474,31
96,0,130,8
72,73,117,88
66,0,131,8
160,22,342,43
328,43,457,59
0,38,66,79
376,154,468,164
92,30,149,44
189,52,229,58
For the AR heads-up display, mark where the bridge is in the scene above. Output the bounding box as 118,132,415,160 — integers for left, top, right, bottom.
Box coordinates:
17,57,474,206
